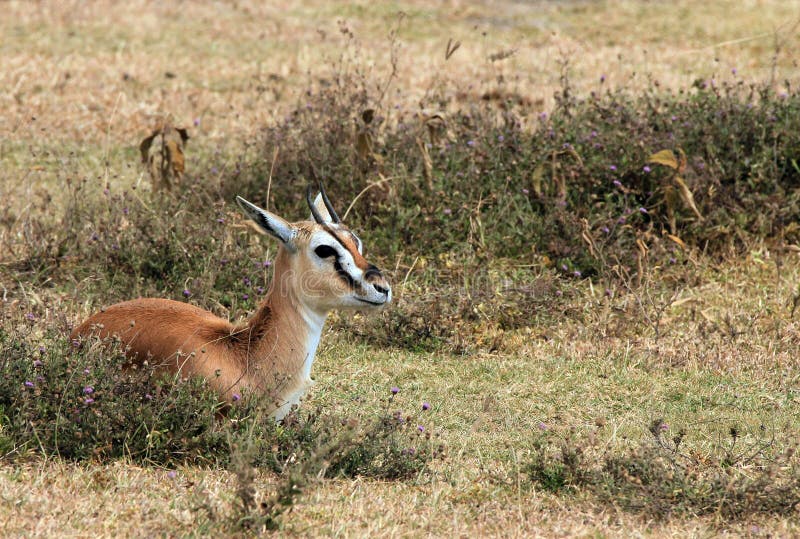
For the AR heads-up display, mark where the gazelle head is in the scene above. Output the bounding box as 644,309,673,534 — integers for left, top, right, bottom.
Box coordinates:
235,184,392,314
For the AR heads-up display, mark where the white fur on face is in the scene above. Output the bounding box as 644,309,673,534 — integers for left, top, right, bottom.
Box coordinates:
301,228,389,311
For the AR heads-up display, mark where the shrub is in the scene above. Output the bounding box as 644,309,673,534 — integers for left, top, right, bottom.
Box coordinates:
524,421,800,519
0,323,228,465
0,317,441,482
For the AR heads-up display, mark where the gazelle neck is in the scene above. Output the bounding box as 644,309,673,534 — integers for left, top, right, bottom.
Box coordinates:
246,248,328,405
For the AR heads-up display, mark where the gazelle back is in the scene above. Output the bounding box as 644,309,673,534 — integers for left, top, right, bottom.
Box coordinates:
71,184,391,420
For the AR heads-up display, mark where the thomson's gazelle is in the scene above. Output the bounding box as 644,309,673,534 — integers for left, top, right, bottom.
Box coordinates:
72,185,391,420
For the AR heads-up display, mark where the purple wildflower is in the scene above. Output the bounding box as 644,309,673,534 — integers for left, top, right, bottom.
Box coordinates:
643,165,652,173
33,360,43,368
391,386,400,395
24,381,34,388
539,112,547,120
83,368,90,375
232,393,241,402
193,118,200,127
639,207,648,214
521,188,530,195
600,74,606,83
443,208,452,215
242,294,249,300
167,471,177,479
601,226,610,234
561,264,568,272
417,425,425,433
183,289,191,297
145,394,153,400
25,313,35,321
84,398,95,404
538,422,548,431
497,135,505,142
613,180,622,188
609,164,617,171
422,402,431,411
573,270,582,278
83,386,94,395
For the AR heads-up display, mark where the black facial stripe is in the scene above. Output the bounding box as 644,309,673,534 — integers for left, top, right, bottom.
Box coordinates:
334,259,357,289
365,264,382,280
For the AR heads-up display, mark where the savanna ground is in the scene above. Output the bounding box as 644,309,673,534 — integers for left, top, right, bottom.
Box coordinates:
3,0,800,536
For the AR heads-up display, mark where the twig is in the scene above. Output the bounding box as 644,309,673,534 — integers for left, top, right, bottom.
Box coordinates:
342,174,391,221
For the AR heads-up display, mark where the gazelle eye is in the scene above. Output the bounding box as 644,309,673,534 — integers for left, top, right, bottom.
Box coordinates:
314,245,337,259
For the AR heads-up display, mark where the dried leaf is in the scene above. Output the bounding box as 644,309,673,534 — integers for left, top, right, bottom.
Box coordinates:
647,149,679,169
531,162,545,198
356,129,373,161
674,175,704,221
636,237,649,256
580,218,597,258
361,109,375,125
635,237,648,287
139,134,157,164
666,233,687,250
488,48,517,62
424,114,446,145
165,139,184,178
139,118,189,191
562,146,584,168
416,136,433,190
445,38,461,60
664,184,679,234
676,147,688,174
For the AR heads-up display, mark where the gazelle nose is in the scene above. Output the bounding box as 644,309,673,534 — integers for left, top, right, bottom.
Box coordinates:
373,282,389,296
365,265,390,296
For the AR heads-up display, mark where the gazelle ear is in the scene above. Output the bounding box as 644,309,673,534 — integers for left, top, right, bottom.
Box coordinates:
236,196,296,249
309,193,333,223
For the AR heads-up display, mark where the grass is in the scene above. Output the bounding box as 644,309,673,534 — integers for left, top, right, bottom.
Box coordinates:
3,0,800,536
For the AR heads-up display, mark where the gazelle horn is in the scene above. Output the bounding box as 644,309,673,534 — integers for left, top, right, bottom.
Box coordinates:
319,181,341,224
306,181,341,224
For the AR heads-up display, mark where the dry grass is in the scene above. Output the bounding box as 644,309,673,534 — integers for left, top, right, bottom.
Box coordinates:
3,1,800,536
3,0,799,150
1,459,798,537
